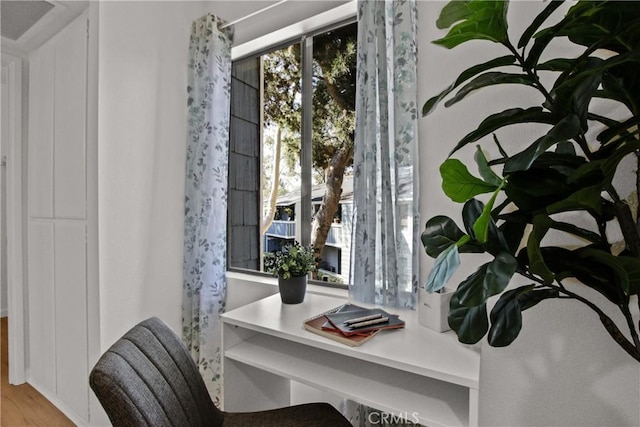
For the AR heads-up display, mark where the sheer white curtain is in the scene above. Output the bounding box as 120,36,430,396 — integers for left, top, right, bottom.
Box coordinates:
182,14,234,405
344,1,419,425
350,0,419,311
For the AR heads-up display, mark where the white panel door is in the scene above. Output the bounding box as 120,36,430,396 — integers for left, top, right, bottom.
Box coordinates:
26,221,56,391
54,222,88,417
27,13,89,423
27,46,54,219
54,19,87,220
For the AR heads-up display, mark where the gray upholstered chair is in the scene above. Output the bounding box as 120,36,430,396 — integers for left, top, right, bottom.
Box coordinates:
90,317,351,427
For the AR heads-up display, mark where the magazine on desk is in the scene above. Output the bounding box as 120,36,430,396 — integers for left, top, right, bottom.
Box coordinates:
303,303,405,346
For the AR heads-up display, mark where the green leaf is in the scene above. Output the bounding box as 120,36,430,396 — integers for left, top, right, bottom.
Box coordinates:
547,58,604,124
451,107,555,155
517,0,565,49
504,114,582,173
444,72,536,108
463,198,510,256
499,220,527,255
597,116,640,146
426,244,461,293
545,218,602,244
527,215,555,283
462,198,483,238
577,247,629,296
546,185,603,216
457,252,518,307
555,141,576,155
436,1,473,29
487,286,527,347
525,8,579,69
440,159,498,203
537,58,574,72
421,216,465,258
519,287,560,311
488,283,560,347
567,159,604,186
422,55,516,116
505,167,572,212
433,1,509,49
618,257,640,295
525,28,559,70
473,181,504,243
475,146,502,186
601,66,639,114
563,2,640,53
531,247,623,304
448,293,489,344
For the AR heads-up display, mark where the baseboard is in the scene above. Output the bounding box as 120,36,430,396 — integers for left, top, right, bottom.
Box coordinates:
1,308,7,318
27,378,89,427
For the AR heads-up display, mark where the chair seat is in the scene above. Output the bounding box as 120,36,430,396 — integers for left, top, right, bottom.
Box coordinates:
222,402,352,427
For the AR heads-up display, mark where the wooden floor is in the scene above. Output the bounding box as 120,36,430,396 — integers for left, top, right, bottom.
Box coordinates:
1,317,75,426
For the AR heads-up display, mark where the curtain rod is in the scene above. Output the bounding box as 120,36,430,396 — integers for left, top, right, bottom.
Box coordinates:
220,0,289,29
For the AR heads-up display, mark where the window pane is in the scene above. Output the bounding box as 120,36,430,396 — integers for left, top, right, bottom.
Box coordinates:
310,22,357,285
228,21,357,287
228,58,261,270
262,43,303,260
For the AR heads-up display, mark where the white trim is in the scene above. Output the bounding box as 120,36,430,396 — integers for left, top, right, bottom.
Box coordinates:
1,52,26,385
231,0,357,60
28,378,88,427
221,0,289,30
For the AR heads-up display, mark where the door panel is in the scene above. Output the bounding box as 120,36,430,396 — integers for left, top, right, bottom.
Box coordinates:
27,221,56,391
54,222,88,417
27,47,54,219
27,13,89,422
54,22,87,220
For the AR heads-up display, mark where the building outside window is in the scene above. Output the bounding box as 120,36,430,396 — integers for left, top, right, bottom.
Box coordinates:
228,21,357,286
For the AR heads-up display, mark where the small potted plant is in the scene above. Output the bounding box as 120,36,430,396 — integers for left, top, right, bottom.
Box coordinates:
264,241,316,304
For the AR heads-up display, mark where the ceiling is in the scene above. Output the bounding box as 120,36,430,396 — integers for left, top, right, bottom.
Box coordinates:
1,0,88,55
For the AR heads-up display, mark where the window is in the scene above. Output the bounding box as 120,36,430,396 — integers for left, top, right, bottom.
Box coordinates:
228,21,357,286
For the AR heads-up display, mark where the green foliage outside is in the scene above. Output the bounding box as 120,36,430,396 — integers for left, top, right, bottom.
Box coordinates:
262,23,357,257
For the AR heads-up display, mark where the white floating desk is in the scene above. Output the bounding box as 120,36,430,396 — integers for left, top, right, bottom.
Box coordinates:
221,293,480,427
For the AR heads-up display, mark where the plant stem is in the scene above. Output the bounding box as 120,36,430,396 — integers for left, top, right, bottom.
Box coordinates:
504,41,553,105
608,187,640,257
548,282,640,362
519,270,640,362
620,301,640,351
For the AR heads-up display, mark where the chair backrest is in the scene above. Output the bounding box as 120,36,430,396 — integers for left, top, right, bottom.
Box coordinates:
89,317,224,427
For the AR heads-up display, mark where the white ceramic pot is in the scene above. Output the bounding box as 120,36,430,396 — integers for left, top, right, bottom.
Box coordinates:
418,287,454,332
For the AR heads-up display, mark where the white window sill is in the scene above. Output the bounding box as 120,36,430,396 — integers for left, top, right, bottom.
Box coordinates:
226,270,348,299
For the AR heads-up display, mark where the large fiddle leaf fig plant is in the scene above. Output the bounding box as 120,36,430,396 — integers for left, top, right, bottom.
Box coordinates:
422,0,640,362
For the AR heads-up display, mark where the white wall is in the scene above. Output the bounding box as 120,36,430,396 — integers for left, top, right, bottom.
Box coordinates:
1,68,8,317
417,2,639,426
97,0,212,349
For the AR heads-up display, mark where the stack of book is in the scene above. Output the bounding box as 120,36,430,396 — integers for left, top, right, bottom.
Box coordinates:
303,303,405,347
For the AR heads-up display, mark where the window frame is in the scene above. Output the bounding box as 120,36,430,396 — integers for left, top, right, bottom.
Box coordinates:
227,17,357,290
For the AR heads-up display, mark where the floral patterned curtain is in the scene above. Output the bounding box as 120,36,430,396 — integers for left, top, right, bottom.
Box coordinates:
350,0,419,310
182,14,233,405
